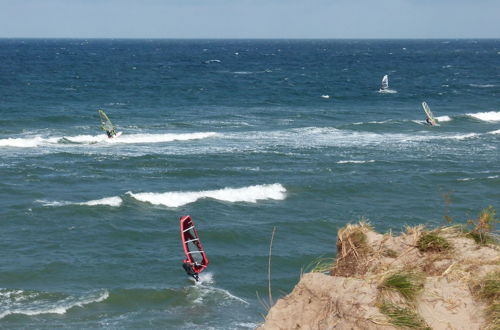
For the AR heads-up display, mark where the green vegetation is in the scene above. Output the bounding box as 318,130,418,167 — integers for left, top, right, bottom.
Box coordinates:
304,257,335,274
465,206,498,245
379,271,424,301
379,302,431,329
416,232,451,252
471,270,500,329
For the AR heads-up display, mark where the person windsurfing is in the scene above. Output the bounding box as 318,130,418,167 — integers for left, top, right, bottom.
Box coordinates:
179,216,208,282
105,128,116,138
182,260,200,281
98,109,117,138
425,116,434,126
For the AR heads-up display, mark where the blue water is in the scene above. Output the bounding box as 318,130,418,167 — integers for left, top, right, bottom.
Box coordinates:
0,39,499,328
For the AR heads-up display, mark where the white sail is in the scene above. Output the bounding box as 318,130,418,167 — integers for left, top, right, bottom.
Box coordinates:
381,75,389,90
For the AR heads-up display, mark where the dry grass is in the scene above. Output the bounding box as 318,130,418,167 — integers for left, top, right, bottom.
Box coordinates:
331,222,372,277
470,270,500,329
465,206,498,245
382,248,398,258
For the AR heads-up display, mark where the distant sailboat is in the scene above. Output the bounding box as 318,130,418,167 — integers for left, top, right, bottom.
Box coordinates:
378,74,397,94
381,75,389,91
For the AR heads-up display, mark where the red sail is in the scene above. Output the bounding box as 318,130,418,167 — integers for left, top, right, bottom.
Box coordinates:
180,216,208,274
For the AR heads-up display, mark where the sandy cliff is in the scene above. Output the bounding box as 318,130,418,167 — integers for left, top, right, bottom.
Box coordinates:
259,220,499,330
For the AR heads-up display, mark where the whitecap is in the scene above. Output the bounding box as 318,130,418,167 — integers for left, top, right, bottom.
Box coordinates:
435,115,452,122
466,111,500,122
448,133,478,140
469,84,495,88
488,129,500,134
0,289,108,320
64,132,218,144
127,183,286,208
0,136,59,148
37,196,122,207
337,160,375,164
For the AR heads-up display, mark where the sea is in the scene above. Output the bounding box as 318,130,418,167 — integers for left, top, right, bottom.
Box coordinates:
0,39,499,329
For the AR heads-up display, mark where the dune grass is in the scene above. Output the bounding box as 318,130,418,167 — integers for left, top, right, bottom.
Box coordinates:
471,270,500,329
417,232,451,252
379,271,424,301
303,256,336,274
379,302,431,330
465,206,498,245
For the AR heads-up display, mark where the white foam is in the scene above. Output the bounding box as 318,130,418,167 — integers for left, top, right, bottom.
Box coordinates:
0,289,108,320
469,84,495,88
127,183,286,208
466,111,500,122
448,133,478,140
0,136,59,148
321,95,330,99
488,129,500,135
378,89,397,94
435,115,452,122
80,196,123,207
37,196,122,207
337,160,375,164
66,132,218,144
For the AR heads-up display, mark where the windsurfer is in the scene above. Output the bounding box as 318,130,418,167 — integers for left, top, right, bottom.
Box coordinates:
182,260,199,281
106,129,116,138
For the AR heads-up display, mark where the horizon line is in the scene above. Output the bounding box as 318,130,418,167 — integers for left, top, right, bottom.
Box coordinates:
1,37,499,40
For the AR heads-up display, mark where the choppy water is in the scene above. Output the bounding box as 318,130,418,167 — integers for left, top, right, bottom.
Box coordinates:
0,39,499,328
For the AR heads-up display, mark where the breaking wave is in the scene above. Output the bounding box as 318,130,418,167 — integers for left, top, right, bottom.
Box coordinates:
37,196,122,207
63,132,218,144
435,115,452,122
466,111,500,122
0,136,59,148
0,132,217,148
126,183,286,208
0,288,108,320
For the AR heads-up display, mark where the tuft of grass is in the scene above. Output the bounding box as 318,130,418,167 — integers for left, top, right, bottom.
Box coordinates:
379,302,431,329
303,257,335,274
332,222,372,276
379,271,424,301
471,270,500,329
465,206,498,245
417,232,451,252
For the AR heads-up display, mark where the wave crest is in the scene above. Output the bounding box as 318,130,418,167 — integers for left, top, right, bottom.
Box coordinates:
0,288,108,319
127,183,286,207
37,196,122,207
467,111,500,122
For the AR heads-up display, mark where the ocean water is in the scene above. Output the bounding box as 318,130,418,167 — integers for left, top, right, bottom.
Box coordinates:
0,39,499,328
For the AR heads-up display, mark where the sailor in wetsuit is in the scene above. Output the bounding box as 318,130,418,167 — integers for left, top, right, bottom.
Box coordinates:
182,260,199,281
106,129,116,138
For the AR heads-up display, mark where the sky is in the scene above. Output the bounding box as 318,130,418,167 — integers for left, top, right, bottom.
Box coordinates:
0,0,499,39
